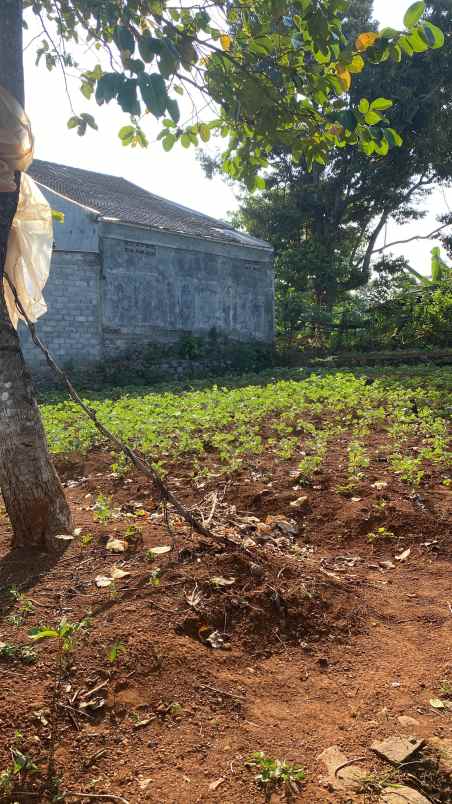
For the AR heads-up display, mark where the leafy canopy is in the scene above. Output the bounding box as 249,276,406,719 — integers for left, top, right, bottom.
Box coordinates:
26,1,443,187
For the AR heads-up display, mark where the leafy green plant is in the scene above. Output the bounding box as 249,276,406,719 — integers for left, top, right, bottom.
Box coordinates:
0,641,37,664
390,454,425,486
439,678,452,699
80,531,94,548
92,494,114,524
111,452,129,478
148,568,161,587
246,751,305,798
347,441,370,480
107,640,127,664
367,527,397,544
0,746,38,797
9,587,34,614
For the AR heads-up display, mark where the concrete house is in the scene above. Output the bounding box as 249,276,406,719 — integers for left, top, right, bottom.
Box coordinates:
20,160,274,373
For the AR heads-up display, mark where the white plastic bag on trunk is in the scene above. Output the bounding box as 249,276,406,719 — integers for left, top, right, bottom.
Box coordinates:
0,86,52,329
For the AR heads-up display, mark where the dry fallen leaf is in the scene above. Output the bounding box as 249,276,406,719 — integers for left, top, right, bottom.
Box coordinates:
106,538,127,553
372,481,388,490
430,698,446,709
210,576,235,588
73,527,82,537
110,566,130,580
95,575,113,588
148,545,171,556
395,548,411,562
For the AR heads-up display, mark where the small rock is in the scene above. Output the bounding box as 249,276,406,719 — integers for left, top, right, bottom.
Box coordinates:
426,736,452,775
371,736,424,765
379,785,431,803
208,777,225,792
290,496,308,508
397,716,420,730
318,745,369,792
138,778,153,790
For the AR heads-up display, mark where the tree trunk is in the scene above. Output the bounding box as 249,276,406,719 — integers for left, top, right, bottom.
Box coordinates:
0,1,72,550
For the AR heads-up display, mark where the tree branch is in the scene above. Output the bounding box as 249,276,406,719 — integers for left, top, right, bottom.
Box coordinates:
372,221,451,255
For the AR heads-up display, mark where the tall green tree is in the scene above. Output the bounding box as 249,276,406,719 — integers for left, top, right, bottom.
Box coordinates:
0,0,443,549
227,0,452,337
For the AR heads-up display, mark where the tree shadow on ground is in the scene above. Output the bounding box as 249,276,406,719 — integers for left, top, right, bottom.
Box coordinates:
0,540,69,618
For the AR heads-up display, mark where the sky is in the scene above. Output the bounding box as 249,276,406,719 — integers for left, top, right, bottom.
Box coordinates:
23,0,450,276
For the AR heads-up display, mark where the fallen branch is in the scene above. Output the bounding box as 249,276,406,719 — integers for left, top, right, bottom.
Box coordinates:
63,792,130,804
6,275,229,546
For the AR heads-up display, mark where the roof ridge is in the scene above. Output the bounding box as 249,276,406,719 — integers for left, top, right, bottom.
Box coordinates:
29,159,272,251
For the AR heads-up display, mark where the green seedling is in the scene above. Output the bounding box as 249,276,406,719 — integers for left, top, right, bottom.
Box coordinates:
107,640,127,664
439,678,452,699
92,494,114,524
80,531,94,547
9,587,34,614
367,527,397,544
246,752,305,798
0,642,37,664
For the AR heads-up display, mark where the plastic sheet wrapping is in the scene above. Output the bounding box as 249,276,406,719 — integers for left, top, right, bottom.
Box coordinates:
0,86,52,329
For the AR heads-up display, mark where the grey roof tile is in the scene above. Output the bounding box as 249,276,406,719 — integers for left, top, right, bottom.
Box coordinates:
29,159,271,251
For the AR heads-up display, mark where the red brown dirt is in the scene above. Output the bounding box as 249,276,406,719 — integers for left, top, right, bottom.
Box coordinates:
0,445,450,803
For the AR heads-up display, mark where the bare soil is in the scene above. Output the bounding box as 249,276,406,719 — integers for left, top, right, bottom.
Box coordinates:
0,444,450,803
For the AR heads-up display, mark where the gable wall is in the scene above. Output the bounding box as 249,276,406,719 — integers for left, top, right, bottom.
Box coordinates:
36,185,99,252
19,196,274,374
100,222,274,355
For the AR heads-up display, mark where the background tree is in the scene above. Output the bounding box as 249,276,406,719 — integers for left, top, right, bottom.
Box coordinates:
225,0,452,341
0,0,443,549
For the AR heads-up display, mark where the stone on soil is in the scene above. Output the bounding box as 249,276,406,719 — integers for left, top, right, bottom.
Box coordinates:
379,785,432,804
397,716,420,730
318,745,369,792
371,736,424,765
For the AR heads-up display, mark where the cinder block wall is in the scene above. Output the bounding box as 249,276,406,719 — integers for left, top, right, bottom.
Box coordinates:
100,222,274,357
19,215,274,374
19,251,102,370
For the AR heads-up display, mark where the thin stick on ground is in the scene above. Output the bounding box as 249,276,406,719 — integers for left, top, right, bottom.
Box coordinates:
63,792,130,803
6,275,232,546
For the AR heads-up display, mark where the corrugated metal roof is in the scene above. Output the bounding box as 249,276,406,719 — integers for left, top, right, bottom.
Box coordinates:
29,160,271,251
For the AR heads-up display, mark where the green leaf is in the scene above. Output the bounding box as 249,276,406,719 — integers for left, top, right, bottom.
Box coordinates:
399,35,414,56
255,176,266,190
80,113,98,130
29,627,59,641
403,2,425,30
407,30,429,53
67,116,79,129
95,73,123,105
117,79,141,116
385,127,403,148
115,25,135,55
370,98,393,111
421,22,445,49
138,33,163,62
199,123,210,143
358,98,370,114
51,209,65,224
166,97,180,124
365,110,382,125
181,133,191,148
162,133,177,151
139,73,167,118
80,82,93,100
119,125,135,140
